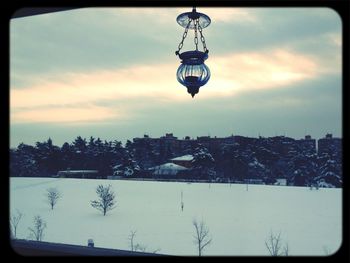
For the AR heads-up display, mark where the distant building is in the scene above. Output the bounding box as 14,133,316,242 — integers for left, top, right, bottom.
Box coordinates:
244,179,265,185
318,134,342,156
170,155,193,168
57,170,100,179
297,135,316,154
107,175,122,180
162,133,177,140
129,133,341,187
257,136,295,157
274,178,287,186
149,163,187,176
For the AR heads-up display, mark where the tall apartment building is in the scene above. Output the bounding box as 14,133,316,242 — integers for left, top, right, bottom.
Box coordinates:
318,133,342,156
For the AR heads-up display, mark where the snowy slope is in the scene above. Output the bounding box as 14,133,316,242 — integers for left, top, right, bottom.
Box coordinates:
9,178,342,256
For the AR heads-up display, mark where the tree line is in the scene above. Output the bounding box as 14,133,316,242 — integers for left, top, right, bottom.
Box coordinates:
10,135,342,187
10,137,126,178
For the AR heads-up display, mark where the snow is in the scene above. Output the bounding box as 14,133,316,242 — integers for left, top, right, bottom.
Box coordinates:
248,160,265,168
171,155,194,161
10,178,342,256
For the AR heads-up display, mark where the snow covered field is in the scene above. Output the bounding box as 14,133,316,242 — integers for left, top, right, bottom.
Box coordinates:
9,177,342,256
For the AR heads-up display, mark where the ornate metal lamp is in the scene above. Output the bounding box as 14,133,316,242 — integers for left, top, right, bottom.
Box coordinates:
175,7,211,98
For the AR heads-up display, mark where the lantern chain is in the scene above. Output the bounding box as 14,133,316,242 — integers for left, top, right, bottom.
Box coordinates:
198,22,208,54
175,18,192,56
194,19,199,51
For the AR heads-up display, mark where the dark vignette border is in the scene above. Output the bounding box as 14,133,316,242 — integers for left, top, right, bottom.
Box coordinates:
2,0,349,262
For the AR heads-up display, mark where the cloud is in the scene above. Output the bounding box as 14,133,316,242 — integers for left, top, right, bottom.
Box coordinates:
9,8,342,148
113,7,257,24
10,64,185,109
11,105,120,124
11,7,340,92
327,32,341,47
203,48,325,97
199,8,257,23
10,47,336,124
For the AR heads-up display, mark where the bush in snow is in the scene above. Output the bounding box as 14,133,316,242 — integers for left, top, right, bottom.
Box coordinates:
315,157,342,187
112,151,140,177
46,187,62,210
191,145,216,180
91,184,116,216
28,215,46,241
10,143,39,177
247,157,270,179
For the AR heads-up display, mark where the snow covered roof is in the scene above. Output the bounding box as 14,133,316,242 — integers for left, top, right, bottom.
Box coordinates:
170,155,193,161
149,163,188,170
275,179,287,186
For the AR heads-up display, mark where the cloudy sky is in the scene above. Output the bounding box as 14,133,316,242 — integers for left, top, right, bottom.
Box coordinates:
10,7,342,148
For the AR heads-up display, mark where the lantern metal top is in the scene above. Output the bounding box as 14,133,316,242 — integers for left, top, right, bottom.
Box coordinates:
176,8,211,29
179,50,208,64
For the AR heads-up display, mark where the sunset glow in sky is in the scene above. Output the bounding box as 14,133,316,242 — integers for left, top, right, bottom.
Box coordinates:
10,7,342,147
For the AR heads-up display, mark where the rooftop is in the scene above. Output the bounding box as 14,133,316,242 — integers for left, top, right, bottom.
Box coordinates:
170,155,194,161
149,163,188,170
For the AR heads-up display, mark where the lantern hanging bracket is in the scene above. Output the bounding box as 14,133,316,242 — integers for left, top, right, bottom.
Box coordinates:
175,7,210,56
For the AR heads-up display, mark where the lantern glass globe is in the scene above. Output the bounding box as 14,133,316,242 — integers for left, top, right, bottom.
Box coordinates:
176,62,210,88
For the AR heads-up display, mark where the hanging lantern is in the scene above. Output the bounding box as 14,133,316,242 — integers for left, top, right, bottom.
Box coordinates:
175,7,211,98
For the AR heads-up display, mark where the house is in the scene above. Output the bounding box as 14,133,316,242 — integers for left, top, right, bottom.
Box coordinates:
107,175,122,180
56,170,100,179
149,163,188,176
274,178,287,186
244,179,265,185
170,154,193,168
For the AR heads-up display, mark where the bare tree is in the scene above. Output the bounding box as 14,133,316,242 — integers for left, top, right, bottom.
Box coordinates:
152,248,161,254
10,209,23,239
283,243,289,256
134,243,147,252
28,215,47,241
91,184,116,216
127,230,160,254
193,219,212,256
265,231,289,256
128,230,137,251
46,187,61,210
